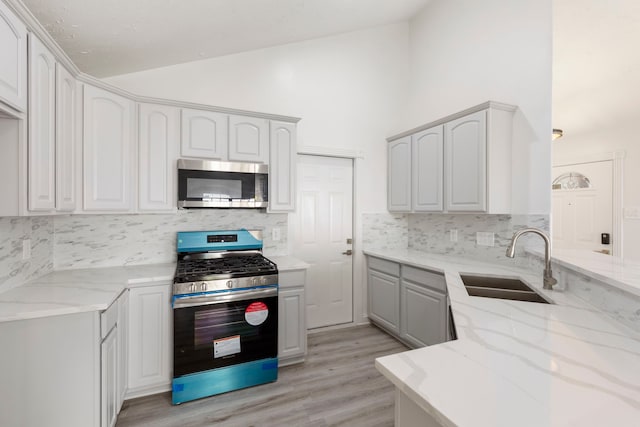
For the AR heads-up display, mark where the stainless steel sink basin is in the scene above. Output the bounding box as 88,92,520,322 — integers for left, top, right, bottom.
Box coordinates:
460,275,550,304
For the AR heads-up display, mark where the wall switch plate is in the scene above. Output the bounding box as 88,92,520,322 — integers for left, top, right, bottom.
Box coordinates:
272,227,281,241
476,232,495,247
449,229,458,242
22,239,31,260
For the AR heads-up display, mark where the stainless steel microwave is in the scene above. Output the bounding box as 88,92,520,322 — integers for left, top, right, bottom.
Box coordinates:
177,159,268,208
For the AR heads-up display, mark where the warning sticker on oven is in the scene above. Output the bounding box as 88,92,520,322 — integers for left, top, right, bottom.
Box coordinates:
213,335,241,358
245,301,269,326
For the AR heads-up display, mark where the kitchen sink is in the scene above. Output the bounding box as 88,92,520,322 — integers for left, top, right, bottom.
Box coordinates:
460,275,550,304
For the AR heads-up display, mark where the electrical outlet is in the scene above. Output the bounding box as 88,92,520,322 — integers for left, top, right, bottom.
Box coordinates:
272,227,281,242
449,229,458,242
476,232,495,247
22,239,31,260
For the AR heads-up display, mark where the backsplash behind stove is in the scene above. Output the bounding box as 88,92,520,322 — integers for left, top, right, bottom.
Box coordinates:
54,210,288,269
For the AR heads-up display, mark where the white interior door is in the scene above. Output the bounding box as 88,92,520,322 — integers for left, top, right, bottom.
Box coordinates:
291,155,353,329
552,161,613,254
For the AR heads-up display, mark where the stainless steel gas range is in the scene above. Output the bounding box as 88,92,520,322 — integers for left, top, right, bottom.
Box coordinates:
171,229,278,405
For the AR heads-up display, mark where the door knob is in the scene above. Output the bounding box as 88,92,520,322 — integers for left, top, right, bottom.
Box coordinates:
342,249,353,256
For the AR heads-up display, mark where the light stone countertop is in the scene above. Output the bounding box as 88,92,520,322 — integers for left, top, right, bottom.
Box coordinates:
0,263,175,323
364,248,640,427
0,255,308,324
528,247,640,297
267,255,310,271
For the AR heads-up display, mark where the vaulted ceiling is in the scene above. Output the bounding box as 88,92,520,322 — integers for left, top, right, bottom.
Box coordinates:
22,0,431,78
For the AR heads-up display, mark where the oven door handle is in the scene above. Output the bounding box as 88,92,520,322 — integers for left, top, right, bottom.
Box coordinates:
173,286,277,309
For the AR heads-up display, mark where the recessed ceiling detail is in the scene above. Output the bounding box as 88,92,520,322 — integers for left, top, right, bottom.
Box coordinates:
22,0,431,78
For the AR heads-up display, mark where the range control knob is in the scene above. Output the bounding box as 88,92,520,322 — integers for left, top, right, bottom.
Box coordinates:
226,280,234,289
250,277,258,286
200,282,207,291
260,277,267,286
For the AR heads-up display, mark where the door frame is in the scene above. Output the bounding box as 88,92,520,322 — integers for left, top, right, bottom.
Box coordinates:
553,150,624,257
291,145,366,331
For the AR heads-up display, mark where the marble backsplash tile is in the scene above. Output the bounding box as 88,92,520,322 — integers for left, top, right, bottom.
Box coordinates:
0,217,54,292
562,268,640,334
54,210,288,269
362,213,408,250
408,213,549,266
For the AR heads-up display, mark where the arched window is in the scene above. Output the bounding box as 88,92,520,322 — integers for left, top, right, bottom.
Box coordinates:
551,172,592,190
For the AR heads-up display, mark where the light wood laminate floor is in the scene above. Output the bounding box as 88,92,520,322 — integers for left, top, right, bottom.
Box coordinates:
116,324,407,427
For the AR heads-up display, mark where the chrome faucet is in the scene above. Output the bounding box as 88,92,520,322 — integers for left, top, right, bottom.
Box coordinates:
506,228,557,290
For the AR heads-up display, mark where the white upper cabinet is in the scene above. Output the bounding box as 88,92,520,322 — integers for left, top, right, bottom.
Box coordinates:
444,110,487,212
228,115,269,163
180,108,228,159
387,136,412,212
55,63,77,212
28,35,56,211
387,102,515,214
138,103,179,212
0,1,27,112
412,126,443,212
83,84,135,212
269,120,296,211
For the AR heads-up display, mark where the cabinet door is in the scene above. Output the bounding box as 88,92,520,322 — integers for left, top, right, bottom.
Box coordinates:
400,281,447,348
368,269,400,334
28,35,56,211
128,284,172,395
412,126,443,212
83,85,134,211
180,108,228,159
117,290,129,412
139,103,179,211
278,286,306,360
269,121,296,211
101,326,118,427
0,1,27,112
55,63,77,212
388,136,411,212
445,110,486,212
229,115,269,163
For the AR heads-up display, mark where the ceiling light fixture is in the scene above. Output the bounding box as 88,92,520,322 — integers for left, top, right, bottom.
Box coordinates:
552,129,564,140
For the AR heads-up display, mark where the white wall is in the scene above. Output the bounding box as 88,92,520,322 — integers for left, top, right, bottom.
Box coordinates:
106,23,410,215
404,0,553,215
553,0,640,261
106,23,410,326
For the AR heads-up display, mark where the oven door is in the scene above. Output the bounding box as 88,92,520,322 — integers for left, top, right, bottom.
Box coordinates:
173,286,278,378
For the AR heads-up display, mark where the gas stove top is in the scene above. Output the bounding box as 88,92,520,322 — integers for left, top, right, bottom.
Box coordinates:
174,253,278,283
173,230,278,296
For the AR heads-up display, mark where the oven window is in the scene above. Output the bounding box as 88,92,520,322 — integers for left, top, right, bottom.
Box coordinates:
173,295,278,377
187,178,242,200
194,305,257,348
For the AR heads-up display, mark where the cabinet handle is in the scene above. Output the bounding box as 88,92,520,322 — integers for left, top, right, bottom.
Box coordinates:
342,250,353,256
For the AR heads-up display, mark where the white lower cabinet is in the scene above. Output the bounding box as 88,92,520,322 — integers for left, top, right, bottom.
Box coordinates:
367,256,448,349
101,291,127,427
101,326,119,427
127,283,172,398
278,269,307,366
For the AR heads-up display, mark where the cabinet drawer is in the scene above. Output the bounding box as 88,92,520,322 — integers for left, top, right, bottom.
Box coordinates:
279,269,306,288
101,298,119,339
368,257,400,277
402,266,446,293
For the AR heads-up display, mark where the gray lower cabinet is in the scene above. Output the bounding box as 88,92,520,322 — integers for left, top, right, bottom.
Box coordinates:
368,257,401,334
367,256,448,348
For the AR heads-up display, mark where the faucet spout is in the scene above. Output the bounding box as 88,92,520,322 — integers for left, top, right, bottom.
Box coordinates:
505,228,557,290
